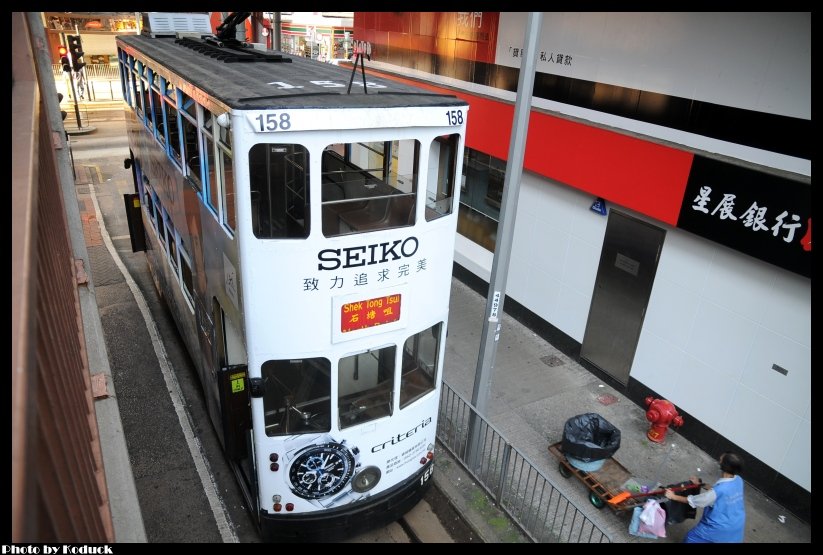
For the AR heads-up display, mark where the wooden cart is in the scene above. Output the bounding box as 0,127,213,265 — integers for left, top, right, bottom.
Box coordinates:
548,441,651,511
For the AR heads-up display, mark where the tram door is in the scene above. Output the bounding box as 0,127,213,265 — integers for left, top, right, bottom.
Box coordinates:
580,210,665,385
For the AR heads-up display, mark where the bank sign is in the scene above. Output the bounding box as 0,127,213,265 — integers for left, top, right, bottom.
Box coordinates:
677,156,811,278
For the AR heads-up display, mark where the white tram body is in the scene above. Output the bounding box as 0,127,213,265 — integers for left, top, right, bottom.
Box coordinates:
116,15,467,541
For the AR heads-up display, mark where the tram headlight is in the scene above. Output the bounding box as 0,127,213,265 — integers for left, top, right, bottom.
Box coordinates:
351,466,381,493
216,112,231,128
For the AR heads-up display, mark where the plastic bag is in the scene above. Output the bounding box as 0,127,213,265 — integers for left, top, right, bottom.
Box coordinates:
638,499,667,538
561,413,621,462
629,506,658,539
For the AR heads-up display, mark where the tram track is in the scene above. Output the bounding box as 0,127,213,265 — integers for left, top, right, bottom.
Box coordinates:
397,517,423,543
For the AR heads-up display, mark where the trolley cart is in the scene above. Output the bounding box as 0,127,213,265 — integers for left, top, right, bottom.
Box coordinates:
548,441,650,511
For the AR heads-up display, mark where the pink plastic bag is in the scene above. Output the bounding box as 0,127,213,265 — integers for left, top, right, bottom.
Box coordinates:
638,499,667,538
629,506,657,539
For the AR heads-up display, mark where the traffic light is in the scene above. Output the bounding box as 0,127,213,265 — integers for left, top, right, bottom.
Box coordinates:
58,44,71,73
66,35,85,73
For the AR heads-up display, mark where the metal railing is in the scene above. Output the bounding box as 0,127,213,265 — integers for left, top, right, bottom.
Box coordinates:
52,63,120,80
437,381,612,543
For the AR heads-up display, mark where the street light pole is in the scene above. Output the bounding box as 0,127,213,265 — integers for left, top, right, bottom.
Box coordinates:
466,12,543,467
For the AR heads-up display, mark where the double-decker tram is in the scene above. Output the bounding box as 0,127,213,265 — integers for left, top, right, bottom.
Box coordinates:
115,12,468,541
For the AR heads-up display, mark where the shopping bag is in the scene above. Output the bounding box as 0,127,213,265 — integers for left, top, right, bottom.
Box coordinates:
629,506,658,539
638,499,667,538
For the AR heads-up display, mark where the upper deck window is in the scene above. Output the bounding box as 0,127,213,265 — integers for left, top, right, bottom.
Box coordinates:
249,143,310,239
202,111,219,215
426,134,460,221
149,70,162,138
321,139,419,237
179,93,202,190
162,80,182,167
217,118,235,233
136,62,148,122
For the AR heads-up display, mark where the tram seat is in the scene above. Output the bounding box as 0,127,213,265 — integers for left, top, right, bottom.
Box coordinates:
339,194,415,232
417,329,437,373
187,155,200,172
322,175,370,235
321,182,345,235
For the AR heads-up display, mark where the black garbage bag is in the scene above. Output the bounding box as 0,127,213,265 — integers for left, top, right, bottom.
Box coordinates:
561,413,621,462
661,480,701,524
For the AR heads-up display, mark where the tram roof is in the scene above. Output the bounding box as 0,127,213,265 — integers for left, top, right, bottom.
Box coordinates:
117,35,467,111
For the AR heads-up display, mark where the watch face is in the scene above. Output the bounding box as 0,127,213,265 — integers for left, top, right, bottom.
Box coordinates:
289,442,357,499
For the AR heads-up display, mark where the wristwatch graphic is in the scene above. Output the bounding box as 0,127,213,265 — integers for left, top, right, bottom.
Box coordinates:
285,434,373,508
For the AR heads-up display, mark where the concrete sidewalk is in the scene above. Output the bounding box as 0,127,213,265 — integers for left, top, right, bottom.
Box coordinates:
434,277,811,543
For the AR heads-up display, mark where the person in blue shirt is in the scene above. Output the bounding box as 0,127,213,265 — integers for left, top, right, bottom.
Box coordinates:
664,452,746,543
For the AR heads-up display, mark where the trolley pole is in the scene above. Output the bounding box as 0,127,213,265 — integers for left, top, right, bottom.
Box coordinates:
467,12,543,470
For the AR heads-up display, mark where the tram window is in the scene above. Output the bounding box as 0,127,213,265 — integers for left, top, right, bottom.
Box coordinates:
261,358,331,436
181,92,197,120
321,140,418,237
400,323,441,409
138,65,149,122
180,242,194,311
167,223,178,274
131,69,141,114
180,103,201,190
158,205,168,249
248,144,310,239
119,53,132,108
163,82,182,166
151,71,164,143
202,113,219,215
426,134,460,221
150,192,160,230
166,230,178,275
338,346,395,429
143,188,155,228
218,141,235,232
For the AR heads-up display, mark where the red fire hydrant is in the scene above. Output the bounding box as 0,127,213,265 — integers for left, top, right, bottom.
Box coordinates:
644,397,684,443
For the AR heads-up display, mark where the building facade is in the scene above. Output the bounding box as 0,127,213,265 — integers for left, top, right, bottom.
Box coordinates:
275,12,353,61
353,12,811,521
44,12,140,65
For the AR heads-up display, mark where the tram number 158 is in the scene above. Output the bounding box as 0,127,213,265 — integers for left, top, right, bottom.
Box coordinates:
420,464,434,486
446,110,464,126
254,113,292,132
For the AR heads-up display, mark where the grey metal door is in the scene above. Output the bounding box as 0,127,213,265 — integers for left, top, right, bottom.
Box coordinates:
580,210,665,385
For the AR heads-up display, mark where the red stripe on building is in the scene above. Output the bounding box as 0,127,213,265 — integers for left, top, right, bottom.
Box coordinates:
363,67,694,227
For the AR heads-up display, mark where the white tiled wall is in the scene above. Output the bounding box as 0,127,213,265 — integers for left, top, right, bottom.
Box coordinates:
455,171,811,491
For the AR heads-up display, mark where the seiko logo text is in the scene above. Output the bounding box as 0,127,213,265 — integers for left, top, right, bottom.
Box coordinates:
318,237,419,271
371,416,432,453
